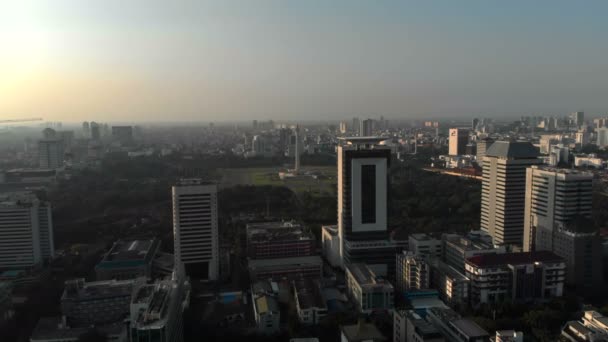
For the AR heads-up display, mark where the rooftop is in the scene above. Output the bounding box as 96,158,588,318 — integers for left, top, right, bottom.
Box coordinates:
409,233,440,242
428,258,469,282
30,317,125,341
97,239,159,268
248,255,322,268
341,321,386,342
174,178,217,187
0,191,39,207
246,221,313,242
294,279,326,310
466,251,564,268
485,141,539,159
339,136,388,145
347,263,392,288
452,319,489,338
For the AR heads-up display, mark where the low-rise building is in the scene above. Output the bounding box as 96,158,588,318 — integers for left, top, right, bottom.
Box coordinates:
393,310,444,342
60,278,137,327
395,252,430,296
561,311,608,342
341,320,387,342
129,272,189,342
426,307,489,342
442,231,505,273
246,221,315,259
409,234,442,259
321,225,341,268
248,255,322,281
465,251,565,304
252,293,280,334
293,279,327,325
492,330,524,342
346,263,394,314
427,258,470,307
95,238,160,281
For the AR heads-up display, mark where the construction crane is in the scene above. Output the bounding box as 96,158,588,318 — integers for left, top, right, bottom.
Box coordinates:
0,118,43,124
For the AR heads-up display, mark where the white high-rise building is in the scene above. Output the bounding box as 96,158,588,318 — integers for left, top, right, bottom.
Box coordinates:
597,127,608,147
449,128,469,156
0,192,54,269
480,141,540,246
172,180,219,281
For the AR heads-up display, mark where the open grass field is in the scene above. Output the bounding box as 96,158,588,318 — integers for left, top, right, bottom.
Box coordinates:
220,166,337,194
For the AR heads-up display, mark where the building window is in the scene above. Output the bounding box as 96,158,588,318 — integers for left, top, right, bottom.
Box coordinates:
361,164,376,224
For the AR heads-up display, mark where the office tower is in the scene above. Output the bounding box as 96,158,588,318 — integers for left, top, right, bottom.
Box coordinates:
90,121,101,140
252,119,258,129
352,117,360,134
82,121,90,138
465,252,565,304
575,131,590,147
472,118,479,131
337,137,390,269
523,167,602,293
448,128,469,156
0,192,54,269
571,111,584,128
111,125,134,145
172,180,219,280
597,127,608,147
38,138,64,169
480,141,540,246
295,125,301,172
360,119,374,136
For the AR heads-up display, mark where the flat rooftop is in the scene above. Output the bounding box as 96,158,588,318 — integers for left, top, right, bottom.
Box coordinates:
347,263,392,288
428,259,468,282
97,239,159,268
452,318,489,338
339,136,388,145
0,191,39,207
246,221,313,242
467,251,563,268
294,279,326,310
409,233,439,242
248,255,322,268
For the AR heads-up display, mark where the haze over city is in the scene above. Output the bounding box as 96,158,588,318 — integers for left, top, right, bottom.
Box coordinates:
2,0,608,123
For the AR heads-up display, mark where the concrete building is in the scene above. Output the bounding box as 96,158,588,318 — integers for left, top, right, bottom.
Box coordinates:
0,192,54,269
360,119,374,136
293,279,327,325
442,231,505,274
480,141,541,246
465,251,565,304
172,179,219,280
449,128,469,156
493,330,524,342
129,272,189,342
427,258,470,307
246,221,314,259
395,252,430,296
523,167,602,293
95,238,160,281
251,284,281,334
90,122,101,141
38,138,64,169
321,225,341,267
248,255,322,281
340,121,348,134
571,111,585,128
61,278,136,327
394,310,444,342
574,154,604,168
30,317,126,342
561,311,608,342
341,320,387,342
426,307,489,342
337,137,391,271
408,234,442,259
597,127,608,148
346,263,394,314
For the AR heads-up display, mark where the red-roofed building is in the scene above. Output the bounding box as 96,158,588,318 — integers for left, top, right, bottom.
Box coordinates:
465,252,565,305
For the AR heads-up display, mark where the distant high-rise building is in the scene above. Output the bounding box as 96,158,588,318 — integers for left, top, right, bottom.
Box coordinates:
352,117,360,134
82,121,90,138
339,121,348,134
596,127,608,147
359,119,374,137
295,125,301,172
58,131,74,150
476,137,494,162
448,128,469,156
480,141,540,246
570,111,584,128
90,122,101,141
172,180,219,280
523,166,602,294
252,120,258,129
0,192,54,269
472,118,480,130
38,138,64,170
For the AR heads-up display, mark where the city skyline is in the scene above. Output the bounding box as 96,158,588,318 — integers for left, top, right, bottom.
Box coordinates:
2,1,608,122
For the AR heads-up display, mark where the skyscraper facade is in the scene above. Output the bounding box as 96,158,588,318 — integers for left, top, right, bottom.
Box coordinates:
448,128,469,156
0,192,54,269
172,180,219,280
359,119,374,137
38,138,64,170
480,141,540,246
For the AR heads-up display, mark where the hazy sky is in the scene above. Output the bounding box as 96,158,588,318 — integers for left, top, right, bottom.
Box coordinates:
1,0,608,122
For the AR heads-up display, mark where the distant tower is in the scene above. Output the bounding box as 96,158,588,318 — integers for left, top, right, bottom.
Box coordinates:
295,125,301,172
